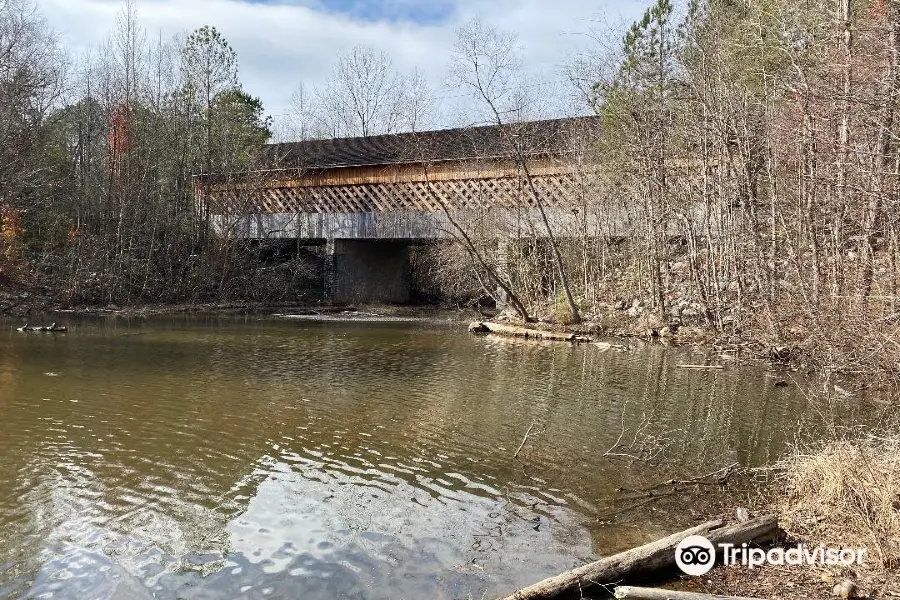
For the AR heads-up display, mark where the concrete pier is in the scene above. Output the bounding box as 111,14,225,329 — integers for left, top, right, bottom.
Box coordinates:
324,239,411,304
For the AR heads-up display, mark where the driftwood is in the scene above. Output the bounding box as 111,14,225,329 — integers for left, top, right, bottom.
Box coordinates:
499,515,779,600
468,322,591,343
614,587,763,600
16,322,67,333
514,422,536,458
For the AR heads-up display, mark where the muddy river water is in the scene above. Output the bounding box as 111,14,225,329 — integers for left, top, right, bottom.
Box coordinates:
0,314,868,599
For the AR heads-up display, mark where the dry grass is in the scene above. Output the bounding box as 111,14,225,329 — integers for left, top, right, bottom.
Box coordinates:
700,434,900,599
776,435,900,575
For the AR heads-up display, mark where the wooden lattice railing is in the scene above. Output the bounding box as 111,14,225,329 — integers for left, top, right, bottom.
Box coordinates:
205,173,581,215
198,156,589,215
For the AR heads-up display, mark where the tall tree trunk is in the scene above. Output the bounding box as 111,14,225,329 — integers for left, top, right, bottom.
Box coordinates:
857,2,899,301
836,0,853,298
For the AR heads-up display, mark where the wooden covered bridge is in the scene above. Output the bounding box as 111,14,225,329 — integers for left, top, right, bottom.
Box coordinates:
195,116,601,303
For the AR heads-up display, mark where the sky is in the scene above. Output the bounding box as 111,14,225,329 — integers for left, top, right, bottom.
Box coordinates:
35,0,649,136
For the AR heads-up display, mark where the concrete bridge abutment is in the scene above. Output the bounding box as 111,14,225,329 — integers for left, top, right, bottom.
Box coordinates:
324,239,411,305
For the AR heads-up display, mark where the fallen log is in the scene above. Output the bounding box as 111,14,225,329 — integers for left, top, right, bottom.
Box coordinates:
614,587,763,600
468,322,591,343
16,322,67,333
499,515,778,600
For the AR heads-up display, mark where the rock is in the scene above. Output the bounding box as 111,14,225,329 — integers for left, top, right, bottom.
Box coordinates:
657,325,679,338
832,579,857,599
735,507,750,522
681,307,699,317
613,300,627,311
774,380,789,387
595,341,613,351
770,346,793,361
468,322,490,334
625,306,644,318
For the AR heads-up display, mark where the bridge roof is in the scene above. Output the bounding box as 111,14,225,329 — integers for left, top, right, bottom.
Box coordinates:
262,116,599,170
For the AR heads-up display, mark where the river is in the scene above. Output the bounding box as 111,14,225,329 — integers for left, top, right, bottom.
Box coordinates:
0,314,867,599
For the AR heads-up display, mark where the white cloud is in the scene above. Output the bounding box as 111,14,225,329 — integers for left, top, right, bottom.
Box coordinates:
36,0,648,134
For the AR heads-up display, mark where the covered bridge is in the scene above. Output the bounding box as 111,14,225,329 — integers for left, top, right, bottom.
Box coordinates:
195,116,601,303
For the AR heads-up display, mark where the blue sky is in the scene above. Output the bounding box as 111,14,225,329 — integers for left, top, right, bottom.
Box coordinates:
302,0,457,23
36,0,648,136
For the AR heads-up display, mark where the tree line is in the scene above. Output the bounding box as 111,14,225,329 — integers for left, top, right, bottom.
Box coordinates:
582,0,900,374
420,0,900,374
0,0,287,305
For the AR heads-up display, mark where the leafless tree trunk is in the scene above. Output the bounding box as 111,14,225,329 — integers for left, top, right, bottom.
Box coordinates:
450,20,581,323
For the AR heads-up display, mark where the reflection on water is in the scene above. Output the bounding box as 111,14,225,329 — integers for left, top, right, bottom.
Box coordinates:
0,316,863,599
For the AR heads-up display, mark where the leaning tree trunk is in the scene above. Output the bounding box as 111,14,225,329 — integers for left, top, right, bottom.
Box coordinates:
519,160,582,324
421,165,533,323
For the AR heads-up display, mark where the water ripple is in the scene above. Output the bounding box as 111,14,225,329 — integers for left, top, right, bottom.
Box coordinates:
0,315,870,599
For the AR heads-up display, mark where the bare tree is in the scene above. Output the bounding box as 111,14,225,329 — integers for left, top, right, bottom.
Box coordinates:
396,67,436,133
450,20,582,324
289,46,437,140
315,45,399,137
0,0,66,199
282,82,319,141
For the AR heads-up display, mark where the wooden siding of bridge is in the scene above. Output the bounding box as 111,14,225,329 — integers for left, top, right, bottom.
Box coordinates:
199,157,582,217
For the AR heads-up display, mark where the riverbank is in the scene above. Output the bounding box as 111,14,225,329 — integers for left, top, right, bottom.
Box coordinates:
699,432,900,599
466,312,793,378
0,289,450,321
508,431,900,599
466,308,900,597
644,431,900,599
468,312,900,600
2,276,895,383
468,295,900,396
2,291,890,397
0,285,54,317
